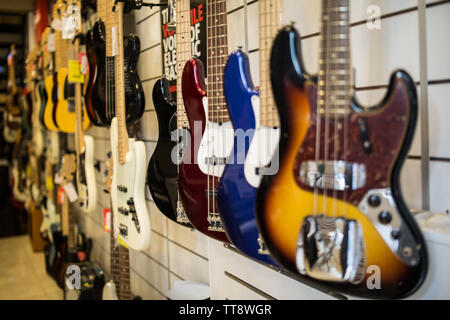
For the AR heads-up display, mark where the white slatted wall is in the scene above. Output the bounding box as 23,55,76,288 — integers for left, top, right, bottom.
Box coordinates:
71,0,450,300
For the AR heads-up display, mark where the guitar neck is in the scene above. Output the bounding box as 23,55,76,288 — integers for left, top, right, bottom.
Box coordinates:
74,38,85,152
259,0,282,128
206,0,229,123
114,3,129,163
176,0,191,129
118,244,131,300
109,204,121,292
319,0,351,117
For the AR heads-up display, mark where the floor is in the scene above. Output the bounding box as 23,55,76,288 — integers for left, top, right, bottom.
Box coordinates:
0,235,63,300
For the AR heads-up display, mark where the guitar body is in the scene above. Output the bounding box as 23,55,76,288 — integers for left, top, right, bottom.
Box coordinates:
90,21,107,125
3,113,20,143
54,69,90,133
12,162,27,203
90,25,144,126
77,135,97,214
43,73,59,131
37,80,48,128
179,58,229,243
255,26,427,298
33,81,45,156
218,50,277,265
147,78,189,225
84,29,100,126
110,117,151,251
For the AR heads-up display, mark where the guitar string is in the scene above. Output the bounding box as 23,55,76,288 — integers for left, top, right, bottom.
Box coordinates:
342,0,349,219
206,0,210,228
332,0,339,218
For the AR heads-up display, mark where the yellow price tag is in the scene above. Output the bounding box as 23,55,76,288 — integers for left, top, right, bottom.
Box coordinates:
68,59,84,83
46,176,54,191
117,236,129,249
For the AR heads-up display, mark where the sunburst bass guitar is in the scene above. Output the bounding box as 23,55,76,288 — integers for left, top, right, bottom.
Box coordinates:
256,0,427,299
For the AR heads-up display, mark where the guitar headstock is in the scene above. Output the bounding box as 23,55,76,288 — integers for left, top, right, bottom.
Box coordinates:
60,153,77,185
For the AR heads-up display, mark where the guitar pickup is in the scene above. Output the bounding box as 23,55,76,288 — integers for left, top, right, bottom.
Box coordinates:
205,189,218,198
205,156,227,166
119,224,128,238
127,198,140,233
117,185,128,193
118,207,128,216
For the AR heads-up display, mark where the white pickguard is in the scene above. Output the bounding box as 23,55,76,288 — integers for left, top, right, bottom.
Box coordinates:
47,131,60,165
197,97,234,177
78,135,97,214
102,280,119,300
245,96,280,188
110,117,151,251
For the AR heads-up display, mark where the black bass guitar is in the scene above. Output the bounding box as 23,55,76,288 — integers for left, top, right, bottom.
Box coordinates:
88,20,145,126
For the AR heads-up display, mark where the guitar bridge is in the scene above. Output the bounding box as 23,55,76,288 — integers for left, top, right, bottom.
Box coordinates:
207,212,225,232
296,214,366,284
176,201,190,224
127,198,140,233
119,224,128,238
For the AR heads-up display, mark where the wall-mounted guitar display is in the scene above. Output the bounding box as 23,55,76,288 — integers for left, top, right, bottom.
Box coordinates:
5,0,439,301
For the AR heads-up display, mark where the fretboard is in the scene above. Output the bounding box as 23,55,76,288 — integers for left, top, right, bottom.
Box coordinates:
318,0,351,117
110,2,129,163
176,0,191,129
118,244,131,300
259,0,282,128
109,206,121,296
206,0,229,123
74,38,85,153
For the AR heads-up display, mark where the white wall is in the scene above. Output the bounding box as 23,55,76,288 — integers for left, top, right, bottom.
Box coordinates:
72,0,450,300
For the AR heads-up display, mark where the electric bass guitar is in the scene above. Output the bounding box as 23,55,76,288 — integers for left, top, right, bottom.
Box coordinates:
53,0,90,133
178,0,231,243
73,31,97,214
109,0,150,251
87,0,145,127
147,0,191,226
255,0,427,298
43,1,64,131
217,0,282,266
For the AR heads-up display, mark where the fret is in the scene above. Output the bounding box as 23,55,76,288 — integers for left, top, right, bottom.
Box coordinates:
206,0,229,123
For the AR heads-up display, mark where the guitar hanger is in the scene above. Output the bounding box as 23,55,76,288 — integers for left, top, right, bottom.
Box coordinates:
112,0,168,12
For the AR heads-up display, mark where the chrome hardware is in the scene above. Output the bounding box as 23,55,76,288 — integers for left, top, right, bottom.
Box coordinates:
296,214,365,284
127,198,140,233
205,156,227,166
167,0,176,32
207,212,225,232
257,235,270,255
176,201,190,224
205,189,218,197
117,185,128,193
358,188,420,266
119,224,128,237
118,207,129,215
300,160,366,191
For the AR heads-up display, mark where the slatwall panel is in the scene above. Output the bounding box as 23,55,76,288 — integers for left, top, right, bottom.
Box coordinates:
70,0,450,300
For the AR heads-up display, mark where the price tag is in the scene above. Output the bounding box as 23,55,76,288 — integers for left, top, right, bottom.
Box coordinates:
46,176,54,191
117,236,129,249
68,60,84,83
47,33,56,52
78,53,89,75
104,208,111,232
64,181,78,203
